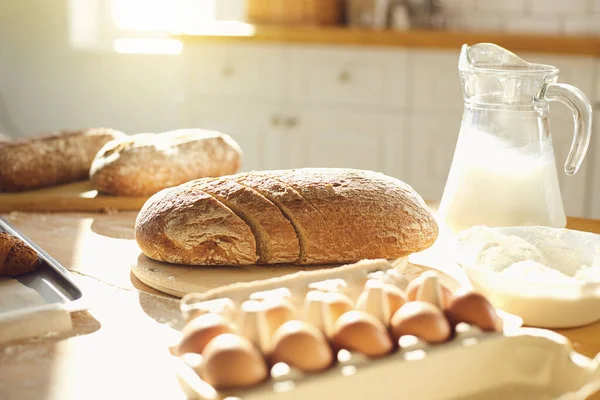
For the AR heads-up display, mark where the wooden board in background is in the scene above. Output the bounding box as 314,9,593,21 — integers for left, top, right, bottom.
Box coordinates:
0,181,150,212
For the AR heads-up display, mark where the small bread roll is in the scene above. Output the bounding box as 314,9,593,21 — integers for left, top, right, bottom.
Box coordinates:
0,232,38,277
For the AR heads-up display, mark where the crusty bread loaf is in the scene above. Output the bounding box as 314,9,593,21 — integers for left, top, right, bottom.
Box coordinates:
135,168,438,266
0,232,39,276
135,183,258,265
90,129,243,196
0,128,124,192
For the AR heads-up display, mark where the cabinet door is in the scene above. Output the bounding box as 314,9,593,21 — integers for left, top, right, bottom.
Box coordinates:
286,46,408,109
267,108,408,179
410,50,464,111
408,110,463,202
180,99,280,172
182,43,285,102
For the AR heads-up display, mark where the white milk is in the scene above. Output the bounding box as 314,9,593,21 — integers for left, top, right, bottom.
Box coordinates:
438,129,566,234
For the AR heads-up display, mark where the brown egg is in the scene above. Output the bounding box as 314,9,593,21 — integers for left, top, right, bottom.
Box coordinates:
390,301,451,344
177,313,233,355
446,290,502,332
270,320,333,373
332,311,393,357
406,272,453,308
201,333,268,390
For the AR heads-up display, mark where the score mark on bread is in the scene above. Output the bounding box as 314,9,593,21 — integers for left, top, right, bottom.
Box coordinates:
135,168,438,266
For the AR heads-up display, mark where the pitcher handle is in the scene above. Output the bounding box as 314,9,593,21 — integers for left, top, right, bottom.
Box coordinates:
535,83,593,176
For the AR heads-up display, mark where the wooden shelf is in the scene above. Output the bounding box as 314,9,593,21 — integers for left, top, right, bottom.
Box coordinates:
175,25,600,56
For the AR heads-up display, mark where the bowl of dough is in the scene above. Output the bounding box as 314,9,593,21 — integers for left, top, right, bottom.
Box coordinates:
454,225,600,328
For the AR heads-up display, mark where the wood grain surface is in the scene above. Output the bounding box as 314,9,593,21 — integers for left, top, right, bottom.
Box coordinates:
177,26,600,56
0,211,599,399
0,181,150,213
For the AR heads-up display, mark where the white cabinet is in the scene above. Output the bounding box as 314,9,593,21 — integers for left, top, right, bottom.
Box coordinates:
182,43,285,101
286,46,408,109
180,99,280,172
409,50,464,110
266,108,408,178
407,110,462,201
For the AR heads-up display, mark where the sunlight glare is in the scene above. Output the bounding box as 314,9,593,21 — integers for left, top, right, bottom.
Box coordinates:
113,38,183,55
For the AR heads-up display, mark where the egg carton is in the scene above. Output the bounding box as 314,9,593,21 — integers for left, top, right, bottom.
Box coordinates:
171,258,600,400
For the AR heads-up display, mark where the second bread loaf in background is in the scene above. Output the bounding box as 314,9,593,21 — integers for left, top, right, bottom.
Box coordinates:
0,128,124,192
90,129,243,196
135,168,439,266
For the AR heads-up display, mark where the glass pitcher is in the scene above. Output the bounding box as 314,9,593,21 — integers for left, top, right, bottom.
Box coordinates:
438,43,593,234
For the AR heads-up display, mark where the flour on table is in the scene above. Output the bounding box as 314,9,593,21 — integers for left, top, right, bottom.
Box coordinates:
0,278,46,313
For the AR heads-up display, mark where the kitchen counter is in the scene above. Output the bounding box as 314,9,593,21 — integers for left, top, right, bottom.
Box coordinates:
1,211,600,399
176,25,600,56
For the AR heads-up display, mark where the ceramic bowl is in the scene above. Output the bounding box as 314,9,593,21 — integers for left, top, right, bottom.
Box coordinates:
455,226,600,328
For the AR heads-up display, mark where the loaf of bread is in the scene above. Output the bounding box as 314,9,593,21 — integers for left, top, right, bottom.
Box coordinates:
90,129,243,196
135,168,438,266
0,128,124,192
0,232,39,276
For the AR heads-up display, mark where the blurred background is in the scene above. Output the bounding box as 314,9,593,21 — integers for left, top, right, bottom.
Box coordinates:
0,0,598,217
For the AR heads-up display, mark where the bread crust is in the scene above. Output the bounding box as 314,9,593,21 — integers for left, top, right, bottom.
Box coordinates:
135,168,438,266
135,182,257,265
90,129,242,196
265,169,439,263
0,232,39,276
0,128,124,192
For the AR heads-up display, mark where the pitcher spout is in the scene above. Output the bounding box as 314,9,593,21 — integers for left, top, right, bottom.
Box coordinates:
458,43,559,107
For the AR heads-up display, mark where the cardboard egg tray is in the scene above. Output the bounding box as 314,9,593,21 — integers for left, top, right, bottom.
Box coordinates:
172,258,600,400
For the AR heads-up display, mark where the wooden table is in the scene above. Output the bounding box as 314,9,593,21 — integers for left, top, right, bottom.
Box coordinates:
1,211,600,400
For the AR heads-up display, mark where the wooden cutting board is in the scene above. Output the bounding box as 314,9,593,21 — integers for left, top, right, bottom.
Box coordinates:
0,181,150,212
132,255,339,298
